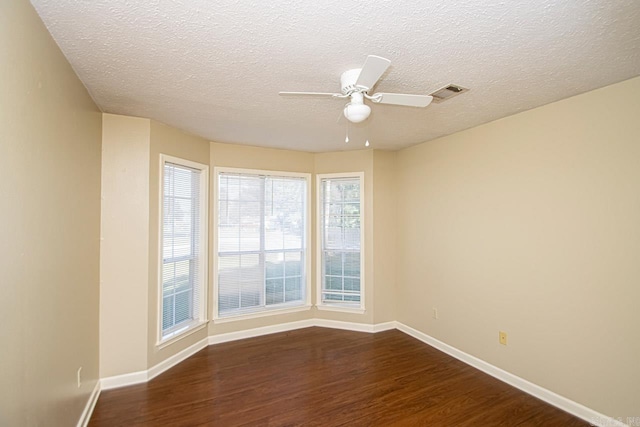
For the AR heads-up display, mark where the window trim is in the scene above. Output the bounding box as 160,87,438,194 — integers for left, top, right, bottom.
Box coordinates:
156,154,209,347
316,172,365,313
212,167,312,322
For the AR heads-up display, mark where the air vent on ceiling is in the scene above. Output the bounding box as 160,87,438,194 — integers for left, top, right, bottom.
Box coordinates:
429,84,469,103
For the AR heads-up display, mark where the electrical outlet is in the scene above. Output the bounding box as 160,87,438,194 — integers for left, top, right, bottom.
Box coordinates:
77,367,82,388
432,307,438,320
499,331,507,345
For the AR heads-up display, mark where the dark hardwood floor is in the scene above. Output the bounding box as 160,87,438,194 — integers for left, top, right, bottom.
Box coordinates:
90,327,587,426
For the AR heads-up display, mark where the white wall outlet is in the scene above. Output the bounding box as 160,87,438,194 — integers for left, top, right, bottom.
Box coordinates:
432,307,438,319
77,367,82,388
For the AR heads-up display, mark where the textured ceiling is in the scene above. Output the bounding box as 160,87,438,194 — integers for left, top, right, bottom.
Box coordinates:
31,0,640,152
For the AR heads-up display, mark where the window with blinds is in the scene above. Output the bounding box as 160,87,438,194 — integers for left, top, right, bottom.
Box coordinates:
160,156,208,342
216,170,309,318
318,174,364,309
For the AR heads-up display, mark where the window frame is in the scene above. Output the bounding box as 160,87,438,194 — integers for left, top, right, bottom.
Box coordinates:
156,154,209,348
316,172,365,314
212,167,312,323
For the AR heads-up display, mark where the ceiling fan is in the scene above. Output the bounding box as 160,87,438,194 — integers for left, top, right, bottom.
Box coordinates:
279,55,433,124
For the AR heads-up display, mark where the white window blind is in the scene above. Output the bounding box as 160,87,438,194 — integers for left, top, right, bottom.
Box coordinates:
161,159,207,341
217,171,307,317
319,176,362,306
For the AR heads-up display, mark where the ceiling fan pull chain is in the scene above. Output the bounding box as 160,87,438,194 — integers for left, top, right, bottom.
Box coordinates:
365,122,371,147
345,121,350,143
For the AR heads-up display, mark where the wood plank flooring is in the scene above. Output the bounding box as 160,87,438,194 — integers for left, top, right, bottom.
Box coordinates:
90,327,588,426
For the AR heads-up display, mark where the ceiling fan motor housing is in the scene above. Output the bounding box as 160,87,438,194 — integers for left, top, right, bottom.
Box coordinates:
341,68,364,94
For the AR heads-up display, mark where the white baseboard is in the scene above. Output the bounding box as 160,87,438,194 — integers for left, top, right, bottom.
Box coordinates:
76,380,100,427
101,337,209,390
209,319,315,345
314,318,396,333
372,321,397,332
315,318,376,333
100,369,148,390
395,322,627,427
148,337,209,381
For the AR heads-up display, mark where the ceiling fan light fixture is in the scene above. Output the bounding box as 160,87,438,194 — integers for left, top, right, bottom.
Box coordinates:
343,103,371,123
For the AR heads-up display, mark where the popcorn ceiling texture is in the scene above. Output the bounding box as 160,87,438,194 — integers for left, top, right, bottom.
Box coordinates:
30,0,640,152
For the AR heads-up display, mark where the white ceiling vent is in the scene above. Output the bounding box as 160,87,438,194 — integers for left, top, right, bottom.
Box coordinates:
429,84,469,103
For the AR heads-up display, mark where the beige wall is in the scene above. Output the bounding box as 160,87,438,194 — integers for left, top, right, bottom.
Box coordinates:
395,76,640,418
372,150,397,323
211,142,315,174
100,114,150,378
0,1,102,425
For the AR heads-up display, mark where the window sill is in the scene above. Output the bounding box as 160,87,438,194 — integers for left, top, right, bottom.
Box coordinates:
214,304,312,324
156,320,208,349
316,305,366,314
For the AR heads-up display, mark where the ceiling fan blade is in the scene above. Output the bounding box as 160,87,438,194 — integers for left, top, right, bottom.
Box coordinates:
355,55,391,90
371,93,434,108
279,91,340,97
